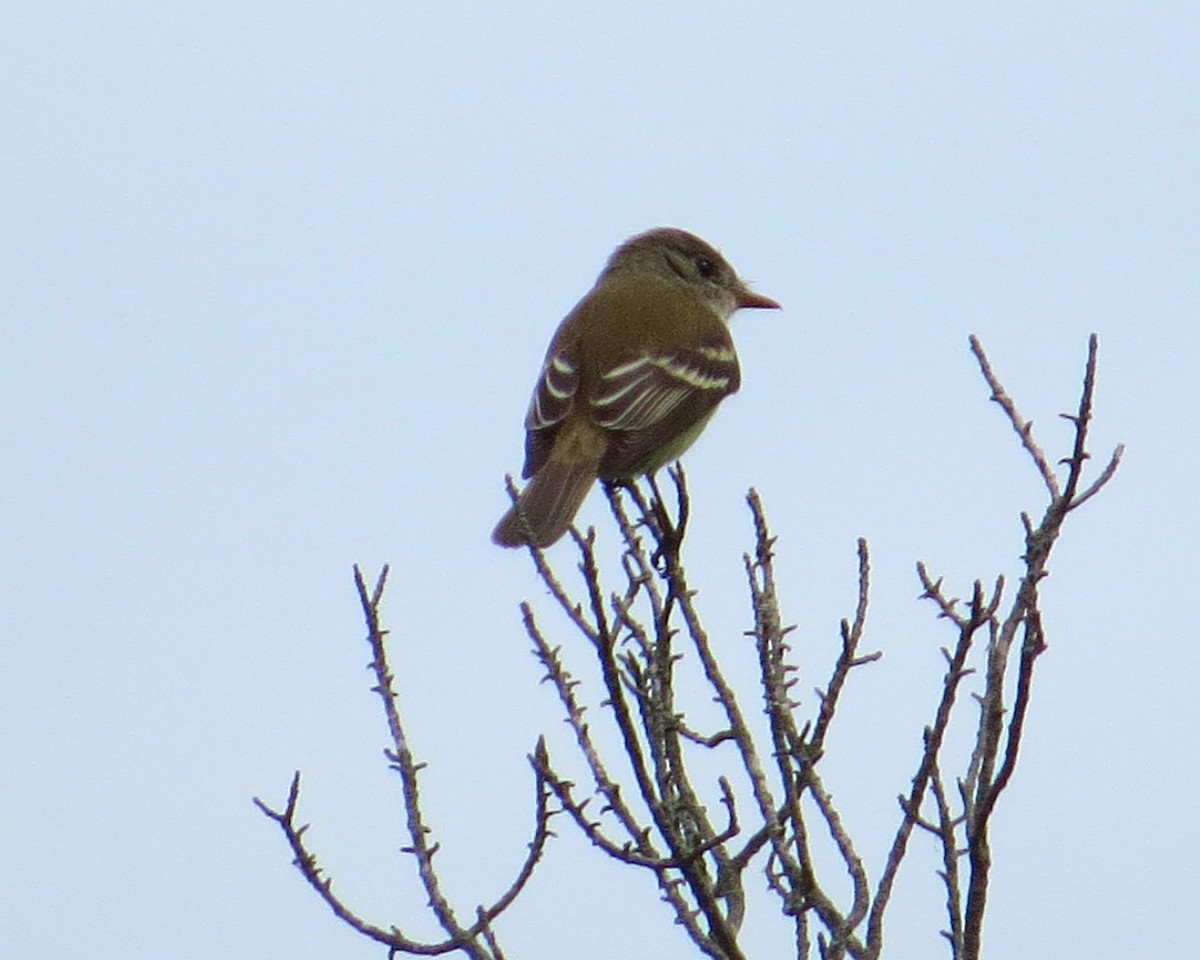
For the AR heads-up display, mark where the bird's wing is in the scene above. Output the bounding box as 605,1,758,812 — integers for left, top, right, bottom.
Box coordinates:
592,342,740,477
521,349,580,478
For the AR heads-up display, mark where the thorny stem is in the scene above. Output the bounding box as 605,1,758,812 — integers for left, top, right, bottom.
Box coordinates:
254,566,553,958
257,336,1118,960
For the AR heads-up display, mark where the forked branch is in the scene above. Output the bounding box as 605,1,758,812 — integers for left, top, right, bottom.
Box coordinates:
259,337,1119,960
255,566,554,958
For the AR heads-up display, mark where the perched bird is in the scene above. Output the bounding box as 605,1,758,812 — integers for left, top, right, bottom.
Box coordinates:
492,227,780,548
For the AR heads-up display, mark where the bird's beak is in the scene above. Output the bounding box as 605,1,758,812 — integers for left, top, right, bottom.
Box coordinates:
737,289,781,310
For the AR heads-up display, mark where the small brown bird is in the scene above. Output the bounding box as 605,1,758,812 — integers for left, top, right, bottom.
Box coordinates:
493,227,780,548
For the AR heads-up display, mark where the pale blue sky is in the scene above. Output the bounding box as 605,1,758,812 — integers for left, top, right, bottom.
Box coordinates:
2,3,1197,958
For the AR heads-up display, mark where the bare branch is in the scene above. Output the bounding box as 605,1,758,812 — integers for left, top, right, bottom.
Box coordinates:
869,575,992,954
522,603,649,846
262,335,1121,960
254,773,420,951
1069,442,1124,510
473,745,556,928
804,765,870,938
353,565,484,951
257,566,567,958
929,761,965,957
255,773,500,957
968,335,1060,499
811,538,877,753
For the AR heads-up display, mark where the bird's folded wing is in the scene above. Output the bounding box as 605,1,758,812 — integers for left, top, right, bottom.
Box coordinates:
526,352,579,431
590,345,739,431
520,341,739,479
521,351,580,478
592,343,741,477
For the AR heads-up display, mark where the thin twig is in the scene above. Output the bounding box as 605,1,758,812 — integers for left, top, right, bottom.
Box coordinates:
353,566,484,954
811,539,878,753
969,336,1060,499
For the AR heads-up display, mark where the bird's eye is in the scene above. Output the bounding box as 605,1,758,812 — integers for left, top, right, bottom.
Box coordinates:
694,256,717,279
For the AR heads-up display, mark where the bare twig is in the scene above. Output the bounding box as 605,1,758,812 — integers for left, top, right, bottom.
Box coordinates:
254,773,422,952
260,335,1119,960
929,760,965,956
968,336,1060,499
522,603,648,846
256,566,557,958
811,538,878,754
868,576,995,954
353,566,483,952
867,336,1121,960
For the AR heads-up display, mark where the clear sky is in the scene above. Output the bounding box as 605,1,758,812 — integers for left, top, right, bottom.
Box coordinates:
2,3,1196,958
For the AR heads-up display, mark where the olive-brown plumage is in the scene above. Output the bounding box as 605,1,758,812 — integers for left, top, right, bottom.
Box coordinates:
493,227,779,548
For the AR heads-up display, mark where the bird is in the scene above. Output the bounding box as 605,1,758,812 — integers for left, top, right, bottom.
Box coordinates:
492,226,780,548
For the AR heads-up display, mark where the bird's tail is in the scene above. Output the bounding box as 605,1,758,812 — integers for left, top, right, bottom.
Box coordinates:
492,457,598,548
